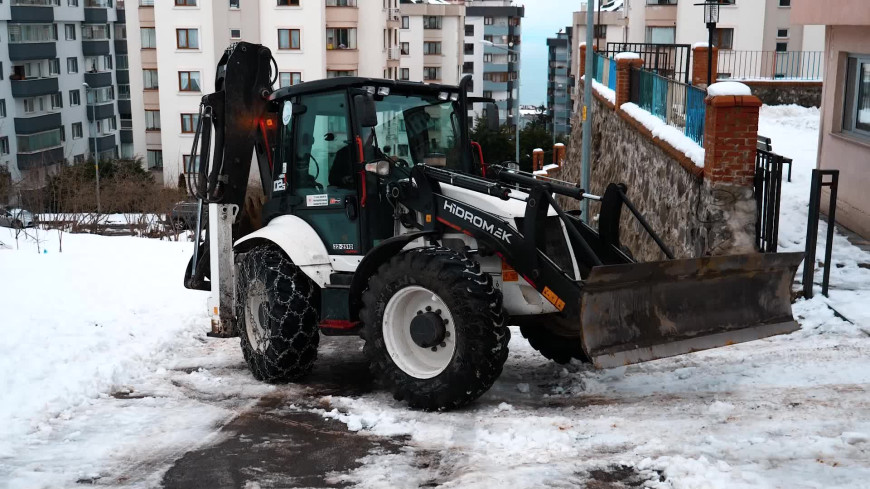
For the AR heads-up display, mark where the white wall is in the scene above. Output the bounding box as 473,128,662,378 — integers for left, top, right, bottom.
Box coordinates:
676,1,767,49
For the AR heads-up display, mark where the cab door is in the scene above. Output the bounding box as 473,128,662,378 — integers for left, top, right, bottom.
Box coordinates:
283,91,362,256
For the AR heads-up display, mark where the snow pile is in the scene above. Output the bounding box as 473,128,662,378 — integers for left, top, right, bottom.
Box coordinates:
692,42,710,49
621,102,706,167
581,74,616,104
707,81,752,97
615,52,640,61
0,229,269,487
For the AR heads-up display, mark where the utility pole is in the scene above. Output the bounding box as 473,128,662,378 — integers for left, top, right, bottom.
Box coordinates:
83,82,100,214
581,0,594,222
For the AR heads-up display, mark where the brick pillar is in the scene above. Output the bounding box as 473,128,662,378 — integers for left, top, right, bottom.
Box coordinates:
578,43,596,79
532,148,545,171
553,143,566,166
703,93,762,187
615,55,643,108
692,45,719,88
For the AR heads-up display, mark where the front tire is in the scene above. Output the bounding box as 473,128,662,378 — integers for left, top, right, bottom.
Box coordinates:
361,248,510,411
235,245,320,382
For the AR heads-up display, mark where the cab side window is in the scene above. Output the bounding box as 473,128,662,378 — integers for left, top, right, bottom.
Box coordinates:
292,91,351,193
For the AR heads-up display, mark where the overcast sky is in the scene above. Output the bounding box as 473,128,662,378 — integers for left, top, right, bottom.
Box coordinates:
519,0,581,106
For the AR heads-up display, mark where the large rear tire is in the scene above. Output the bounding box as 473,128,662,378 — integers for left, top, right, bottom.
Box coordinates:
235,245,320,382
361,248,510,411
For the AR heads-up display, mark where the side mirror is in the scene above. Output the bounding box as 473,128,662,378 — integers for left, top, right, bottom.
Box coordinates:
485,103,499,131
354,93,378,128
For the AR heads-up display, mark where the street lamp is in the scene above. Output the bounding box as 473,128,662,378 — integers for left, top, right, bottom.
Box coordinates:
480,39,520,164
695,1,720,87
83,82,100,214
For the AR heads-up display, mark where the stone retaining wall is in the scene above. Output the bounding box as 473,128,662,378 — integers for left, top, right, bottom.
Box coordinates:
742,80,822,108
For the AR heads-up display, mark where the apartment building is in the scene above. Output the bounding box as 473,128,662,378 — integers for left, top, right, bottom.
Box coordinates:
546,27,572,138
398,0,464,87
0,0,125,191
125,0,401,187
463,0,523,127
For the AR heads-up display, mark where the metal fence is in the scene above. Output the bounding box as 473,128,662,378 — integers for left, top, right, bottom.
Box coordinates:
718,50,824,81
629,67,707,146
592,52,617,91
754,149,789,253
606,42,692,85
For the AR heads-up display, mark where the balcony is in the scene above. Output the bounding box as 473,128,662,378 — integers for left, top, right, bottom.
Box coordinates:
84,8,109,23
120,129,134,144
117,100,131,117
10,5,55,23
387,47,400,61
116,69,129,84
114,40,128,54
18,147,65,171
14,112,63,135
10,77,59,98
483,80,509,91
87,102,116,121
82,40,111,56
84,71,113,87
8,42,56,61
90,134,118,154
484,63,508,73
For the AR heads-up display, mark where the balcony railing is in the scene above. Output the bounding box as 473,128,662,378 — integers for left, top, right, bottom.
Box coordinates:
630,67,707,146
11,0,57,6
326,0,356,6
85,0,112,7
717,50,824,81
387,46,400,61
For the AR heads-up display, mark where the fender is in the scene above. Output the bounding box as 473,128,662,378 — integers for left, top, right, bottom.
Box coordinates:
348,230,438,319
234,215,333,287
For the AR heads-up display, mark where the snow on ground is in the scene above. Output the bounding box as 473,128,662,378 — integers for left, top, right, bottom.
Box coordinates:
0,104,868,488
0,229,272,488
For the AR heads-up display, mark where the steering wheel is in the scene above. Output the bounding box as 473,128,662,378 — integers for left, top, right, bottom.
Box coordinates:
307,153,321,181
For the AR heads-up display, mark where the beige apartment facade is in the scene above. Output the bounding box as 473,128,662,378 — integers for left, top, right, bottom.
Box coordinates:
793,0,870,237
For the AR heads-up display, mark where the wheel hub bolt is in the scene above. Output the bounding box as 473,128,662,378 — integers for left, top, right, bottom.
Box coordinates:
439,342,446,348
431,346,438,352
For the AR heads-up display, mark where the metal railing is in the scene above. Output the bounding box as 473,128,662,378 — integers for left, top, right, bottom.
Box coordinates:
592,52,617,91
803,169,840,298
755,148,789,253
718,50,824,81
606,42,692,85
630,67,707,146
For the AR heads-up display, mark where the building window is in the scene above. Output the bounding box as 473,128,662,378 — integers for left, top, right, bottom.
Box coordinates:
116,54,128,70
65,24,76,41
230,0,240,7
0,100,5,118
230,29,241,39
277,0,300,5
462,61,473,74
777,29,789,38
401,42,409,55
645,26,675,44
465,24,474,36
51,92,63,110
180,113,199,133
464,43,474,55
278,29,301,49
326,28,356,50
143,69,159,89
50,58,61,76
279,72,302,87
483,53,492,62
145,110,161,130
115,24,127,40
400,68,409,80
147,150,163,170
82,24,111,41
712,27,734,50
178,71,202,91
69,0,79,6
67,57,79,74
69,89,81,106
141,27,156,48
423,16,442,30
401,16,409,29
779,0,790,6
423,67,440,81
0,137,9,156
482,90,492,99
176,28,199,49
327,70,357,78
72,123,83,139
594,25,607,39
183,155,201,173
423,42,441,55
776,42,788,52
8,24,58,43
118,84,131,100
843,54,870,138
484,17,494,26
175,0,196,5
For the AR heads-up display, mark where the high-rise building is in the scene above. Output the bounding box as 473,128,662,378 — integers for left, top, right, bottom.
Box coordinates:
547,27,572,138
0,0,127,191
463,0,523,127
398,0,465,87
124,0,402,187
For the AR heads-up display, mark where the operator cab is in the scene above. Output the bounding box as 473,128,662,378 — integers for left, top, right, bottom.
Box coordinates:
263,78,480,258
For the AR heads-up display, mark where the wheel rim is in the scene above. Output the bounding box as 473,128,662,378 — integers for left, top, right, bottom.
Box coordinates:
245,281,270,353
382,285,456,379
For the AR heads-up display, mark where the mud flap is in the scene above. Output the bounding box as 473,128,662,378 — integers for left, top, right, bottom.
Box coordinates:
579,252,804,368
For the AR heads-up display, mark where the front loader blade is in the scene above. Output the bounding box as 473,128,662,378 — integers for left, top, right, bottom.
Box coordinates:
579,252,804,369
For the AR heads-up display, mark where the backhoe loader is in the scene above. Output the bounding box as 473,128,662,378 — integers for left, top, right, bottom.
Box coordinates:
184,43,803,410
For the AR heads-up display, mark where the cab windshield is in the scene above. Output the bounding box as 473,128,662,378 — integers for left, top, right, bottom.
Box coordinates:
366,92,467,171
